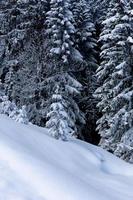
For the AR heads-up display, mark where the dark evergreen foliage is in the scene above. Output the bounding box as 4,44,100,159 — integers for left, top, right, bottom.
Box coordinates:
0,0,133,162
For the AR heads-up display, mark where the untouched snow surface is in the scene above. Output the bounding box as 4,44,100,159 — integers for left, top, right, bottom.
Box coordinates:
0,115,133,200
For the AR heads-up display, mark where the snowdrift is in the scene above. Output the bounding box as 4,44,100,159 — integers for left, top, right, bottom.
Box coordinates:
0,115,133,200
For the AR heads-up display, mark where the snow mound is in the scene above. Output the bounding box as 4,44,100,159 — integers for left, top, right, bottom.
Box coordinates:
0,115,133,200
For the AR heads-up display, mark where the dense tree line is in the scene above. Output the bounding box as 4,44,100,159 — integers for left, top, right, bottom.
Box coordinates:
95,0,133,162
0,0,132,162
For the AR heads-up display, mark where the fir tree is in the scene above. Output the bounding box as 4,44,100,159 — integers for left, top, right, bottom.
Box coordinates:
45,73,85,140
95,0,133,161
15,105,29,124
0,0,49,125
0,85,29,124
46,85,75,140
46,0,83,63
72,0,99,142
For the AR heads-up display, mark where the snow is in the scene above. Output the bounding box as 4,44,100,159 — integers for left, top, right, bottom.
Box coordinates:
0,115,133,200
127,36,133,44
102,15,117,25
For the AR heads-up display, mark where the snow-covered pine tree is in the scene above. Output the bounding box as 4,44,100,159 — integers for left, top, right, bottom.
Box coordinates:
44,0,85,140
1,0,30,98
95,0,133,160
89,0,111,23
72,0,97,66
15,105,29,124
45,73,85,140
114,1,133,162
46,85,75,140
0,0,49,125
0,82,29,124
95,0,123,150
71,0,99,142
46,0,83,63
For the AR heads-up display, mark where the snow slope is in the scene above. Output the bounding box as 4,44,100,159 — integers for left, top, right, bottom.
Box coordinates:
0,115,133,200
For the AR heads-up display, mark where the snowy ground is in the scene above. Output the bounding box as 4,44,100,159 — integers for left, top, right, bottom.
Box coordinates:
0,115,133,200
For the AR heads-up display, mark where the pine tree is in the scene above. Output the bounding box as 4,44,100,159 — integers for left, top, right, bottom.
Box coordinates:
0,0,49,125
0,84,29,124
72,0,97,65
46,0,83,63
46,85,75,140
114,1,133,161
44,0,85,140
45,73,85,140
15,105,29,124
90,0,111,23
71,0,99,142
95,0,133,160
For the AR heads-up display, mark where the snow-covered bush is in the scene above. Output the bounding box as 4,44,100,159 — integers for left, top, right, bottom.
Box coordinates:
0,92,29,125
